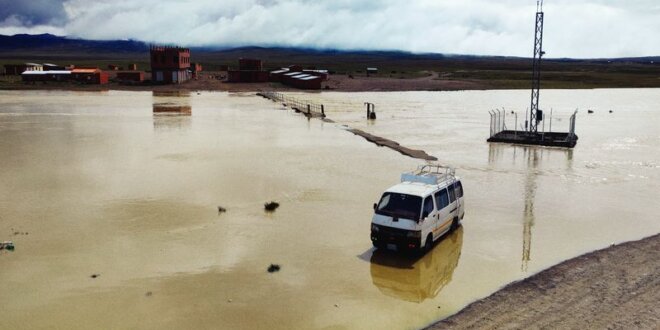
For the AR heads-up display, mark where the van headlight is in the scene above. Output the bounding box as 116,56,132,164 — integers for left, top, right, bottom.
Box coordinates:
406,230,421,238
371,224,379,232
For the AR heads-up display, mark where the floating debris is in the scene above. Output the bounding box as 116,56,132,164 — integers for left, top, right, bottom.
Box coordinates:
0,241,14,251
588,110,594,114
267,264,281,273
218,206,227,213
609,110,613,113
90,273,100,279
264,201,280,212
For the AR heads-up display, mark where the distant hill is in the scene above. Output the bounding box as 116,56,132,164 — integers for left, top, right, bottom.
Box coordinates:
0,34,148,58
0,33,657,69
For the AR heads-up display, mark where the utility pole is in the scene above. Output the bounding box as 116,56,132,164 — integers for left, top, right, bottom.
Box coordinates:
529,0,545,133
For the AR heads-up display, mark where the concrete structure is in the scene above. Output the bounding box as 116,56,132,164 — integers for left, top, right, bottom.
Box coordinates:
150,46,191,84
116,71,145,83
227,58,268,83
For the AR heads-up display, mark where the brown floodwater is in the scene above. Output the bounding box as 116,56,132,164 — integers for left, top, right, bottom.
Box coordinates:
0,89,659,329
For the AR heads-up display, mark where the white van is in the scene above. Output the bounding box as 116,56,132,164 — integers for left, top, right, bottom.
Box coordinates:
371,164,465,253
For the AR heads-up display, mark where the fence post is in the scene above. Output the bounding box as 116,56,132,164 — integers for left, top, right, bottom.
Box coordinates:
549,108,553,133
514,112,518,138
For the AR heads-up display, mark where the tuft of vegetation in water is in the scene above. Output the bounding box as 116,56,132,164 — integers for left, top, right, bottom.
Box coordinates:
264,201,280,212
267,264,281,273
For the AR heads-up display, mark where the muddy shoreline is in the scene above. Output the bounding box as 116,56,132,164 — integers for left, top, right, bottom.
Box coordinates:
426,233,660,329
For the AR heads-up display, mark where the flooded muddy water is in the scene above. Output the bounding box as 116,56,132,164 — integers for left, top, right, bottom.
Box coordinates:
1,89,659,329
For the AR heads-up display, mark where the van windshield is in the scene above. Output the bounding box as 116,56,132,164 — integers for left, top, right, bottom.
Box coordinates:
375,193,422,220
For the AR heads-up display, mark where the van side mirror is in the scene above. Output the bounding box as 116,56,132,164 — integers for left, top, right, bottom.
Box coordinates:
373,203,377,210
422,211,429,219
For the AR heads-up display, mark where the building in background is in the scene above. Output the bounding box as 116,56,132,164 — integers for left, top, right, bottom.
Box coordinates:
71,68,108,84
21,70,71,82
25,63,43,71
128,64,138,71
150,46,191,84
227,58,268,83
116,71,145,83
269,66,328,90
43,63,66,71
4,64,28,75
190,62,203,79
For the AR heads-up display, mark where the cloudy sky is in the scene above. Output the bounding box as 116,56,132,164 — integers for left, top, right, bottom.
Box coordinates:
1,0,658,58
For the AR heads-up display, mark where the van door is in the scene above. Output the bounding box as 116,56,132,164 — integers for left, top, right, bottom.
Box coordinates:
421,195,436,243
454,181,465,219
447,183,458,219
433,188,451,238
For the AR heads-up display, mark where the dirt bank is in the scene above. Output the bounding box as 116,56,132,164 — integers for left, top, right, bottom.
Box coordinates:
427,233,660,330
0,72,489,93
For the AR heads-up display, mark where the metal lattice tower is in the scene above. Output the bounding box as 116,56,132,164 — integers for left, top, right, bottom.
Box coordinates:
529,0,545,133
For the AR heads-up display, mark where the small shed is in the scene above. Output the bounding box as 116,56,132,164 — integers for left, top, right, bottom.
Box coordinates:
72,68,109,84
367,67,378,75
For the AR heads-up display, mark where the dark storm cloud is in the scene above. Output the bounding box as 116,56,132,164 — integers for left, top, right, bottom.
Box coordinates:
0,0,659,57
0,0,67,27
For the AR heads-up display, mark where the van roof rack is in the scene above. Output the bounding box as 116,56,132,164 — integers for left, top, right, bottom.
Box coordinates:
401,164,456,185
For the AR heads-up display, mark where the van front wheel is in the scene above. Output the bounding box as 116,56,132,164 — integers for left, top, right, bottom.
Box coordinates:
424,234,433,253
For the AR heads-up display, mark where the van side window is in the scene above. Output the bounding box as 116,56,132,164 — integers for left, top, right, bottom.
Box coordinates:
423,196,434,217
434,189,449,210
448,184,456,203
455,181,464,198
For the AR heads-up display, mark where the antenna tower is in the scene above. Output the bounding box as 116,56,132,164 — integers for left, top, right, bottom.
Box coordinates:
528,0,545,133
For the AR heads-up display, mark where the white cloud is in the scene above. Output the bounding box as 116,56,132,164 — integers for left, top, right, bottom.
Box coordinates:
3,0,660,58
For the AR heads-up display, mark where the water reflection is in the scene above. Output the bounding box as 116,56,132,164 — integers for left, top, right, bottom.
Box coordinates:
488,144,573,271
152,91,192,130
152,91,191,97
369,227,463,303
